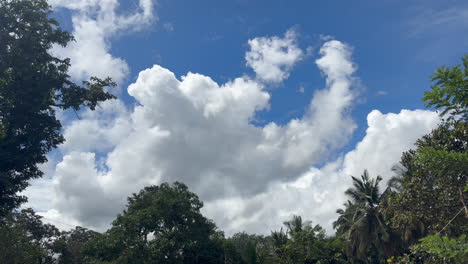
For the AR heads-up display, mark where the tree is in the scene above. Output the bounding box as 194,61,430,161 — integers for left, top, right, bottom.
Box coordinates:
334,201,359,237
415,234,468,263
385,122,468,242
271,229,288,249
0,0,115,216
423,54,468,122
283,215,309,235
270,216,347,264
0,208,60,263
334,170,399,263
393,235,468,264
52,226,100,264
222,238,248,264
384,55,468,263
270,229,288,263
228,233,260,264
84,182,224,264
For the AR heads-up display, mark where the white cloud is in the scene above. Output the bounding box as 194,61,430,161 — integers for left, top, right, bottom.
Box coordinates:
39,209,84,231
204,109,440,235
24,24,441,236
25,38,360,231
49,0,155,84
53,152,123,229
245,29,304,83
340,109,440,184
27,107,440,234
61,99,131,153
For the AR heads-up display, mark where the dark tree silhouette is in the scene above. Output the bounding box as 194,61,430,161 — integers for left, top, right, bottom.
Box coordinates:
0,0,115,216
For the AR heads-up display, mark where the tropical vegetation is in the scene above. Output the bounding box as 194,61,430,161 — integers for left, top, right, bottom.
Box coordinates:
0,0,467,263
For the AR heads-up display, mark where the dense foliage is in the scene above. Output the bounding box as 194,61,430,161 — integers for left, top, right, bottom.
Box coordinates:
0,208,59,263
0,0,467,263
84,182,224,264
385,122,468,241
0,0,115,217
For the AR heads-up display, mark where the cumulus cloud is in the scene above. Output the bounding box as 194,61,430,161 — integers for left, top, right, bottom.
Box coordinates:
245,29,304,83
60,100,131,153
49,0,155,84
24,29,440,236
204,109,440,235
25,38,360,230
340,109,440,184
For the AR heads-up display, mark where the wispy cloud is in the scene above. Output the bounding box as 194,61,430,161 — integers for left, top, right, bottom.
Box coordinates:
407,6,468,38
163,22,174,32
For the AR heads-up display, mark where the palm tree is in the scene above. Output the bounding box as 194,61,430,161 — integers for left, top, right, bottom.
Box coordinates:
386,164,407,192
271,228,288,248
283,215,310,235
334,170,397,263
345,170,382,207
270,228,288,262
334,200,359,236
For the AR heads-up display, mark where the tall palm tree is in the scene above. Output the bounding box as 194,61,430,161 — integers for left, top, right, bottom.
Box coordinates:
334,200,359,236
345,170,382,207
334,170,397,263
386,164,407,193
271,228,288,248
283,215,310,235
270,228,288,262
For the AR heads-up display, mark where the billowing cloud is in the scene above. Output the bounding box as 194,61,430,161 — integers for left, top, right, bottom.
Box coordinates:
340,109,440,184
204,109,440,235
24,29,440,236
60,100,131,153
49,0,155,84
25,38,360,231
245,29,304,83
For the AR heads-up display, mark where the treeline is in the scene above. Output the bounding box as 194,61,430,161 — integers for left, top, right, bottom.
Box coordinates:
2,116,467,264
0,0,467,263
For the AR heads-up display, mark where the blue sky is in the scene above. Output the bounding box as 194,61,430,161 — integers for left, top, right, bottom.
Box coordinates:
27,0,466,233
54,0,467,153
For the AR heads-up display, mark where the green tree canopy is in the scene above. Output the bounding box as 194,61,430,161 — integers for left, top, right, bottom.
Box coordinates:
84,182,224,264
268,215,347,264
0,0,115,216
53,226,100,264
384,55,468,263
423,54,468,122
0,208,60,263
393,235,468,264
385,113,468,243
